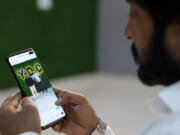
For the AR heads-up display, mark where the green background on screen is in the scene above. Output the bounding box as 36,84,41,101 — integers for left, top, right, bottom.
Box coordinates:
13,58,51,96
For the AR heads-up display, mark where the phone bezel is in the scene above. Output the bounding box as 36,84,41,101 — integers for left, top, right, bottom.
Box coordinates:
5,48,65,130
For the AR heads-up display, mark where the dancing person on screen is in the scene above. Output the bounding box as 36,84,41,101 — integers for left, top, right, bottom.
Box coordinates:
32,71,48,93
25,73,39,98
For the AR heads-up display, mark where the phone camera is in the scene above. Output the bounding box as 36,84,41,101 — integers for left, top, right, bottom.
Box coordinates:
29,51,33,55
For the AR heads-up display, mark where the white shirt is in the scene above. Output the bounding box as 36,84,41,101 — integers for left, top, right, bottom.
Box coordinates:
20,81,180,135
32,73,41,83
20,132,38,135
139,81,180,135
92,81,180,135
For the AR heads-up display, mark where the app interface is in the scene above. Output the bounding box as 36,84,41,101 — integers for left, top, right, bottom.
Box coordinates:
10,53,65,127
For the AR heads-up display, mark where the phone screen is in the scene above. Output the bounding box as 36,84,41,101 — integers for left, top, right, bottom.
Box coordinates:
8,49,65,128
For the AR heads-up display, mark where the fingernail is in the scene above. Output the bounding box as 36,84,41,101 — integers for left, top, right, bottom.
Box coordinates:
55,97,62,104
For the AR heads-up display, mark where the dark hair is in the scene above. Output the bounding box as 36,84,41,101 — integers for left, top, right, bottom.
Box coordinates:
132,25,180,86
128,0,180,86
127,0,180,26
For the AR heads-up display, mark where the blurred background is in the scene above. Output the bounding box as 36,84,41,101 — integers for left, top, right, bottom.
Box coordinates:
0,0,136,89
0,0,96,89
0,0,165,135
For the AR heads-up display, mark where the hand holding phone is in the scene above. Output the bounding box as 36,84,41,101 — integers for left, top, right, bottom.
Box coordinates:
0,93,41,135
52,88,99,135
6,48,66,129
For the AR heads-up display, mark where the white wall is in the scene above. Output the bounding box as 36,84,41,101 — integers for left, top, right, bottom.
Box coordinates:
97,0,137,74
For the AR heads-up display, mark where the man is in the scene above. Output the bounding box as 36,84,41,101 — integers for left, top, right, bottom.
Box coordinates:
25,73,39,99
32,71,48,93
51,0,180,135
0,93,41,135
1,0,180,135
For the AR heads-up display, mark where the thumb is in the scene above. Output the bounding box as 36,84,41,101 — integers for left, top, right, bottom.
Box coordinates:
7,92,22,110
55,90,86,106
20,97,39,118
21,97,36,109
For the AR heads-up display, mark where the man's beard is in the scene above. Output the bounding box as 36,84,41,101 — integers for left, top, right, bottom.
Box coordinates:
131,27,180,86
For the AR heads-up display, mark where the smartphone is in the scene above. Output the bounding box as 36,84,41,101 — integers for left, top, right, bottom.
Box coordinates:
6,48,66,129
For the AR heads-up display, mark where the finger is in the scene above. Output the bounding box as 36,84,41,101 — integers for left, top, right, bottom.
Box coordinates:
52,123,62,132
7,93,22,109
21,97,39,116
21,97,40,115
21,97,35,108
55,90,85,106
57,119,69,134
53,124,60,132
55,91,68,104
54,87,70,100
57,122,63,132
1,96,13,106
53,87,63,95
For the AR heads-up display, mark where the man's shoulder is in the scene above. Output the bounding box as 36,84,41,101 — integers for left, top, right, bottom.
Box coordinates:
140,111,180,135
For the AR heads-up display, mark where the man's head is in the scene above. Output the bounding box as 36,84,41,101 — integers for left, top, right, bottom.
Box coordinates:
125,0,180,86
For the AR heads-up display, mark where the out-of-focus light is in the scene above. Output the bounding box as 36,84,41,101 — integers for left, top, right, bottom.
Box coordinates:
37,0,53,11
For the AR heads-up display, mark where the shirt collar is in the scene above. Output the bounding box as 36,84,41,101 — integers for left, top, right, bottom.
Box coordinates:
147,81,180,115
